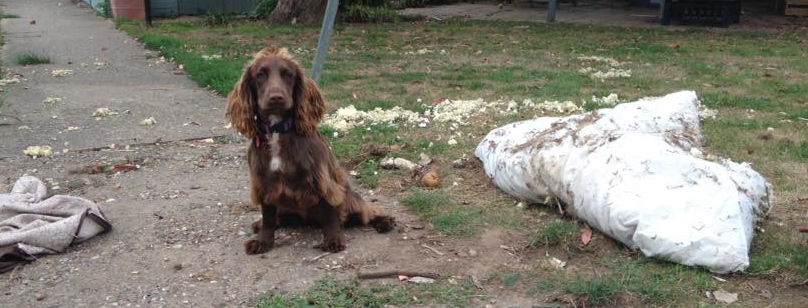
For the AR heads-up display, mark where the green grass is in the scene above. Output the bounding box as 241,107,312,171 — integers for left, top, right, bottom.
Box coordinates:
257,276,480,308
400,190,486,236
527,258,719,307
530,220,578,247
15,52,50,65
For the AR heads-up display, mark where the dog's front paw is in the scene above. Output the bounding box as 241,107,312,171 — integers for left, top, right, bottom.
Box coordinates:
369,215,396,233
314,236,346,253
244,236,274,255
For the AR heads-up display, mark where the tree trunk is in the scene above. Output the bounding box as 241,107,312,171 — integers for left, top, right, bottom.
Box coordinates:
268,0,327,24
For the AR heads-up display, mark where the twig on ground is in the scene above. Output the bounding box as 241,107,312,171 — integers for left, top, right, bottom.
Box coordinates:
76,135,228,153
305,252,331,262
421,243,445,256
358,270,440,280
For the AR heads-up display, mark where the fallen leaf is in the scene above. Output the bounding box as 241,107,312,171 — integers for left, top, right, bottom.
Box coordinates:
112,163,139,173
581,228,592,246
712,289,739,304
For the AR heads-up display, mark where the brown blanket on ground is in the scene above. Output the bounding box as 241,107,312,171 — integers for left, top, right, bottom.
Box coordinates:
0,176,111,273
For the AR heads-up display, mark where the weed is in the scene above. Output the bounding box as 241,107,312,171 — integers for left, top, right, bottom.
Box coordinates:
202,12,233,27
97,0,111,18
401,190,450,213
530,220,578,247
355,159,380,188
343,4,400,23
248,0,277,19
1,13,19,18
15,52,51,65
563,274,621,306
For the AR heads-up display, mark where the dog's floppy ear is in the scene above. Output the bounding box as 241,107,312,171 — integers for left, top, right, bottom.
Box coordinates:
226,65,258,139
293,75,326,135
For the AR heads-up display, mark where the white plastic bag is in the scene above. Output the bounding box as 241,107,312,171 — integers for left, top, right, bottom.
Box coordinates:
475,91,772,273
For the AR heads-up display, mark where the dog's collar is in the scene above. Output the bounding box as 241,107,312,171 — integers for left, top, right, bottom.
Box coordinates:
254,117,294,148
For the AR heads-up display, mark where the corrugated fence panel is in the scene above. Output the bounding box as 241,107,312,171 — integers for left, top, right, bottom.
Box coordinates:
151,0,179,17
178,0,259,15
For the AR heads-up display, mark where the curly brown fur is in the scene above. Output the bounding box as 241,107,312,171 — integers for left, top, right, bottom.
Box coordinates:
226,47,395,254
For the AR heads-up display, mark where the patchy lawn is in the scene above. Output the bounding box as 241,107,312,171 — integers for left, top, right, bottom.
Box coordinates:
118,17,808,307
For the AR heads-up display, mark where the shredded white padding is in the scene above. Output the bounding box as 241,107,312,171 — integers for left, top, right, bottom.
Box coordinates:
92,108,111,117
0,77,21,87
323,105,422,133
43,96,63,104
323,99,584,134
140,117,157,126
51,69,74,77
577,56,632,80
590,93,621,106
24,146,53,157
201,54,222,60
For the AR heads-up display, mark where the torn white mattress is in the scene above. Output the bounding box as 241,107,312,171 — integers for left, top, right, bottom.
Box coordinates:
0,176,111,272
475,91,772,273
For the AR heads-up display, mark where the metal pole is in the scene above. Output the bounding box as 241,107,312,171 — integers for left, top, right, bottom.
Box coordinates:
547,0,557,22
144,0,152,26
311,0,339,85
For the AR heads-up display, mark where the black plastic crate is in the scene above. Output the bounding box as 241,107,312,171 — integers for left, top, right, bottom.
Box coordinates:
661,0,741,27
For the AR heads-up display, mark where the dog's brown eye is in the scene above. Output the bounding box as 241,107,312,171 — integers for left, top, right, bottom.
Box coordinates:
281,69,293,79
255,71,266,79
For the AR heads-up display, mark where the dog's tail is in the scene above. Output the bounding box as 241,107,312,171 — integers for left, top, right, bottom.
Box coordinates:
343,190,395,233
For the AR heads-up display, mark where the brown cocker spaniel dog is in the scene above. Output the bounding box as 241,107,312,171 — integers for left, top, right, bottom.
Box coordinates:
227,47,395,254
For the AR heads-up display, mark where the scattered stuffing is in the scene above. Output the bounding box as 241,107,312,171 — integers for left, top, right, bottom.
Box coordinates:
699,107,718,119
201,54,222,60
91,107,118,117
323,98,584,134
140,117,157,126
577,56,631,80
66,126,81,131
405,48,434,55
447,138,458,146
577,56,623,67
322,105,422,133
94,61,108,67
51,69,74,77
428,98,584,125
0,77,21,87
42,96,63,104
23,145,53,157
590,93,621,106
17,126,31,130
579,67,632,80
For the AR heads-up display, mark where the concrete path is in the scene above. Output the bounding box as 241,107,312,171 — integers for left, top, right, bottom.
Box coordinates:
0,0,227,159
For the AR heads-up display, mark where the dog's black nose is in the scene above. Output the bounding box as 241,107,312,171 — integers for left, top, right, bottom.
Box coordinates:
268,94,285,105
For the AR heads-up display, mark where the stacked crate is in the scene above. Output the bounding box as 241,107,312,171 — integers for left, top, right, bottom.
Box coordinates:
786,0,808,16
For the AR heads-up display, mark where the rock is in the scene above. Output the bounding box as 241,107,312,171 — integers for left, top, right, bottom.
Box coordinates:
408,276,436,284
712,289,738,304
35,292,46,301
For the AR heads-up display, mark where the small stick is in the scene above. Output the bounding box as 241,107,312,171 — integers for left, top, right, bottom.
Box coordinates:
76,135,227,153
421,244,444,256
358,270,440,280
305,252,331,262
798,227,808,233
